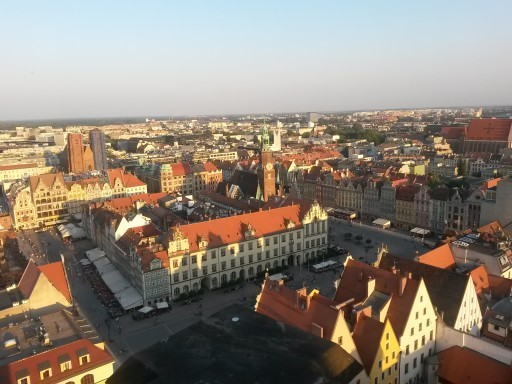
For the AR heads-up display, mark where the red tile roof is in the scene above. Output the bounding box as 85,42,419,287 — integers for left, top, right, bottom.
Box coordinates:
17,260,40,300
107,169,146,188
437,346,512,384
352,314,385,374
440,126,467,140
417,244,456,269
168,205,302,253
203,162,219,172
171,162,192,176
256,279,341,341
466,118,512,141
38,262,72,304
334,258,420,338
0,339,114,384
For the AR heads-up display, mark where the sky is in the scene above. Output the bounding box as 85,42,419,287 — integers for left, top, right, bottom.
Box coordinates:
1,0,511,120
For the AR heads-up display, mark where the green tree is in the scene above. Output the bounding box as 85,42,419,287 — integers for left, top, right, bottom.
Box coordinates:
352,122,363,131
457,159,468,177
302,132,311,138
427,174,440,189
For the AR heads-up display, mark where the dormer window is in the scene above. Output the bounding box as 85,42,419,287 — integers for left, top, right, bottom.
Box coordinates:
38,361,52,380
58,354,72,372
16,369,30,384
77,348,90,365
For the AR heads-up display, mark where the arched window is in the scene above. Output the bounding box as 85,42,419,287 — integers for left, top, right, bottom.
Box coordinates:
230,271,236,281
248,267,254,276
193,282,198,291
257,265,263,274
174,287,180,297
183,285,189,293
265,262,271,270
81,375,94,384
212,277,218,288
221,274,227,283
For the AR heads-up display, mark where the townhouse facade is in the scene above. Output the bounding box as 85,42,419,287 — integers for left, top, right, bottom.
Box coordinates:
10,170,147,229
135,161,222,196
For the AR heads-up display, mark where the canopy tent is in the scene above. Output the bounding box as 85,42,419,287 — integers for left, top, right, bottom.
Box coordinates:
312,260,337,271
85,248,106,262
268,273,287,281
138,306,154,314
410,228,430,236
156,302,169,310
372,218,391,228
93,258,116,275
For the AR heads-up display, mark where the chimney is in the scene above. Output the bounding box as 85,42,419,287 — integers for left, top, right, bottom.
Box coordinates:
399,276,407,297
367,276,376,296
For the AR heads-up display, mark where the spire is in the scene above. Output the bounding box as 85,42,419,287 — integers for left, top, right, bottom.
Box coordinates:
261,122,271,151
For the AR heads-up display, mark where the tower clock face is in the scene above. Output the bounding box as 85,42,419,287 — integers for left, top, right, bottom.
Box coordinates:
266,163,273,171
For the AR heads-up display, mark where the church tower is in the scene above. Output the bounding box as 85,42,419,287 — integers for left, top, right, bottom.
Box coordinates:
257,124,276,201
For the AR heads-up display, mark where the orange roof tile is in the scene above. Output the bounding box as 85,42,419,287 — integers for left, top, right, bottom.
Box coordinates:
0,339,114,384
203,162,219,172
437,346,512,384
417,244,456,269
256,279,341,341
38,262,72,304
352,314,385,374
17,260,40,300
169,205,302,253
171,162,192,176
466,118,512,141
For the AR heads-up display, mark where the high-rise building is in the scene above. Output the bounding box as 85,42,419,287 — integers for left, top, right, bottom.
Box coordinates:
306,112,319,124
67,133,95,173
89,128,108,170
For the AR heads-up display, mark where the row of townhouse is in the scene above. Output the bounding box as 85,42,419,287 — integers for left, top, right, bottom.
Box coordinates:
83,200,329,305
135,161,222,195
256,246,484,384
10,169,147,229
296,168,512,235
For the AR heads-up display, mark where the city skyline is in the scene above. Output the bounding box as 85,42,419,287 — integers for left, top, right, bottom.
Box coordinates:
1,0,511,120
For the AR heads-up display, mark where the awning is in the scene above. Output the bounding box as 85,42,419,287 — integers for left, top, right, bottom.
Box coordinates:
85,248,106,262
101,270,131,294
372,218,391,226
411,228,430,235
156,302,169,310
138,306,154,314
312,260,337,270
116,287,143,310
268,273,286,281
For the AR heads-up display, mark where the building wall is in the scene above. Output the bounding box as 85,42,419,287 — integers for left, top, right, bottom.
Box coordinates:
90,129,108,171
453,280,482,333
399,280,437,384
368,320,400,384
68,133,85,173
435,317,512,365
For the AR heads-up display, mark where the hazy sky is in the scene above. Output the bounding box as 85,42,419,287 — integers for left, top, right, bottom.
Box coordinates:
1,0,511,120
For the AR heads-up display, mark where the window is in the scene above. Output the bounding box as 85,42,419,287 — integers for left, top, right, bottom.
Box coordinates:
281,235,286,242
306,240,310,248
201,254,207,262
297,232,301,239
202,267,207,275
240,257,245,265
410,327,414,336
266,251,270,259
421,353,424,363
430,330,433,341
265,238,270,246
182,271,188,280
386,342,389,351
231,260,235,268
40,370,51,379
423,307,426,315
174,287,180,296
405,363,409,374
172,260,178,268
273,249,278,257
422,335,425,346
212,264,217,272
386,332,389,340
415,311,418,320
240,244,244,252
192,269,198,278
414,340,418,351
257,252,262,261
221,248,226,257
249,255,253,263
81,375,94,384
182,257,188,266
406,345,409,356
426,318,430,327
281,246,286,254
413,358,417,369
392,351,396,359
191,255,197,264
338,336,343,345
378,360,382,368
419,323,422,332
211,250,217,259
273,236,278,244
221,262,226,270
61,361,71,372
248,242,253,251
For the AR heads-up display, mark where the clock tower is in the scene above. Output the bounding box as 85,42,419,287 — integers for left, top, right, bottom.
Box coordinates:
258,123,276,201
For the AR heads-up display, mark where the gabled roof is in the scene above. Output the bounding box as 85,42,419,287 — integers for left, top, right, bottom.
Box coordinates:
395,184,420,202
417,244,456,269
38,262,72,304
29,173,66,194
440,126,467,140
437,346,512,384
107,169,146,188
18,260,71,304
334,258,420,338
466,118,512,141
352,314,385,374
203,162,219,172
166,205,303,253
256,279,341,341
378,253,469,327
0,339,114,384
